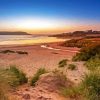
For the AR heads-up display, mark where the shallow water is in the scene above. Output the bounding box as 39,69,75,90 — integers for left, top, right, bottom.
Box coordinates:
0,35,66,45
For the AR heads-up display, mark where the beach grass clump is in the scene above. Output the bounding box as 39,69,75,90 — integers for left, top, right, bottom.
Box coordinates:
68,64,77,70
72,44,100,61
85,55,100,71
0,72,9,100
0,66,28,99
58,59,68,68
0,65,28,87
60,71,100,100
81,71,100,100
60,86,81,99
9,66,28,86
0,50,15,54
16,51,28,55
30,68,47,86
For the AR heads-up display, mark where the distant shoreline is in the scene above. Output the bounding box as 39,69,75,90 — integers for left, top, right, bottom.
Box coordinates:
0,31,31,35
0,36,67,46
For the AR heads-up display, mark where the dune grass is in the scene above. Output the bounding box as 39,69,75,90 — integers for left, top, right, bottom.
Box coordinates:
60,71,100,100
9,66,28,86
58,59,68,68
85,55,100,70
0,65,28,87
0,65,28,100
60,86,82,99
72,44,100,61
81,71,100,100
30,68,47,86
0,75,9,100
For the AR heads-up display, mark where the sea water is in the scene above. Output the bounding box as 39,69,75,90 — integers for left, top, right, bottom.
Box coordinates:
0,35,66,45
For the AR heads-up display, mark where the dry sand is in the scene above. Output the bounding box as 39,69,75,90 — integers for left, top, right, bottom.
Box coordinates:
0,42,80,77
0,42,88,100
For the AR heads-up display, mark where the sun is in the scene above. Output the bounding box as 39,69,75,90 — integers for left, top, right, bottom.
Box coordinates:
16,19,58,30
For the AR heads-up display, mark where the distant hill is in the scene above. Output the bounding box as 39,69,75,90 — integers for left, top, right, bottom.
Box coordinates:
0,31,30,35
50,30,100,38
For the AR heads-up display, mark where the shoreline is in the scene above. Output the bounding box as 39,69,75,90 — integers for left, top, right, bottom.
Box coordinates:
0,41,63,50
0,41,80,53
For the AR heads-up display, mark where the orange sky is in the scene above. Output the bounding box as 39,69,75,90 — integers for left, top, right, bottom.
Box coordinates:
0,18,100,34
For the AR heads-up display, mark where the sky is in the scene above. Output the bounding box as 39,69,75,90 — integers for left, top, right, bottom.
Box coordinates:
0,0,100,34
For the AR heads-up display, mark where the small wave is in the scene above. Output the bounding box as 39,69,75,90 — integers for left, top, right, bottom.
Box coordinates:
41,45,79,53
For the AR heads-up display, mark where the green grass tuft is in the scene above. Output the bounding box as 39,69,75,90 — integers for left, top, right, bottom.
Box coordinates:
85,55,100,70
60,71,100,100
9,66,28,86
81,71,100,100
60,86,82,99
58,59,68,68
30,68,47,86
0,65,28,87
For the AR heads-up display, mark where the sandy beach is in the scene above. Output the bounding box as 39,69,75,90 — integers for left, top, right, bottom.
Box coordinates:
0,42,86,100
0,42,80,77
0,42,88,100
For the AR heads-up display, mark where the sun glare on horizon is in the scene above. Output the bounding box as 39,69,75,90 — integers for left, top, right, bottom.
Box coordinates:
16,18,66,30
0,0,100,34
